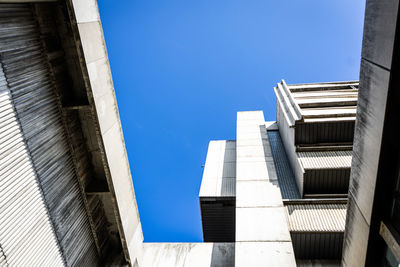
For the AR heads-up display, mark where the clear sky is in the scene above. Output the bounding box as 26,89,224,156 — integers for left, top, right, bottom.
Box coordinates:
97,0,365,242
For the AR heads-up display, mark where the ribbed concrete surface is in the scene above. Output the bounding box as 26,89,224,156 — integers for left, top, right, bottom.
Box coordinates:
0,62,64,267
199,140,236,197
297,151,352,169
285,204,347,232
267,131,300,199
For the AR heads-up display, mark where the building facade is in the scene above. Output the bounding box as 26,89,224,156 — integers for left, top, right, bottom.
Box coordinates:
1,0,399,266
0,1,142,266
199,80,358,266
341,0,400,266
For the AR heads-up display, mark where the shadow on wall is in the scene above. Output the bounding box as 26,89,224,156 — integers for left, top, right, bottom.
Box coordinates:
221,140,236,196
211,243,235,267
266,130,300,199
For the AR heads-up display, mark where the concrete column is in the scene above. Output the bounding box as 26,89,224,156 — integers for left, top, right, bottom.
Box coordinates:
235,111,296,266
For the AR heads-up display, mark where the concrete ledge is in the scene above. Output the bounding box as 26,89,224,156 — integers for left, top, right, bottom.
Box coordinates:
235,242,296,267
140,243,235,267
72,0,100,23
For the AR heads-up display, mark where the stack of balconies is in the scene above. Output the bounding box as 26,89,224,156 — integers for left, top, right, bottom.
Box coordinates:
273,80,359,265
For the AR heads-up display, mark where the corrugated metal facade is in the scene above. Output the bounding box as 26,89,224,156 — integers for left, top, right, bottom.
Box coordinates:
291,232,344,259
267,131,300,199
286,204,346,260
297,151,352,194
285,204,346,232
274,80,355,261
295,121,355,145
200,197,235,242
0,4,98,266
297,151,352,169
303,169,350,195
0,61,64,265
0,244,6,266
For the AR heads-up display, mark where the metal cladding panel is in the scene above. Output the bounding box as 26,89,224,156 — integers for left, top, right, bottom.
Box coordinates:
0,64,64,266
267,130,300,199
303,169,350,195
200,197,235,242
285,204,346,232
0,4,98,266
298,151,352,194
295,121,355,145
297,151,352,169
291,232,344,260
288,203,345,260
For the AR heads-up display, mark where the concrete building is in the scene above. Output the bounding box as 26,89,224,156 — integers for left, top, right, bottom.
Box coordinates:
341,0,400,266
1,0,399,266
0,1,142,266
199,80,358,266
137,84,359,266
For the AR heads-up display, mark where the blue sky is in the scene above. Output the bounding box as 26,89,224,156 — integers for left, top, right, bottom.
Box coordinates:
97,0,365,242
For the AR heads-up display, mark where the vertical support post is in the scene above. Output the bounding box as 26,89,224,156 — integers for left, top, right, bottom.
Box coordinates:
235,111,296,266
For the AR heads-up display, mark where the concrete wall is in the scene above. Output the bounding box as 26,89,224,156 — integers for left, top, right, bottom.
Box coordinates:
277,102,304,196
235,111,296,266
342,0,399,265
140,243,234,267
199,140,236,197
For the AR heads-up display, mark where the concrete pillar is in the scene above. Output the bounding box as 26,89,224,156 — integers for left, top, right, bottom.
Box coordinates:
235,111,296,266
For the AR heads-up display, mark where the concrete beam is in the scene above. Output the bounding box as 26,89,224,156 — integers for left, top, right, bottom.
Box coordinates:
66,0,143,264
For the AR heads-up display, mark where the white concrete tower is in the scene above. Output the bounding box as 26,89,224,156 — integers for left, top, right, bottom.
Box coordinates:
235,111,296,266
